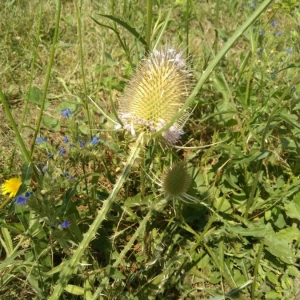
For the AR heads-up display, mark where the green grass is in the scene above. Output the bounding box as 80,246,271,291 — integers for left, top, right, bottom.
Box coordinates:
1,0,300,299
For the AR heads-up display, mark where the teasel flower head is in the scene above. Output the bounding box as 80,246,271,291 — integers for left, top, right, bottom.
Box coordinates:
158,163,223,219
118,47,192,143
161,163,192,201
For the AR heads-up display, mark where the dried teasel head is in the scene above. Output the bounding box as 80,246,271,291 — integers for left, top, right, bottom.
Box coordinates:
118,47,192,143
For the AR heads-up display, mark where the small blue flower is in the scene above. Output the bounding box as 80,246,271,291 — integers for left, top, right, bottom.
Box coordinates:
271,20,277,27
259,30,265,36
79,140,85,148
63,136,69,143
286,49,292,54
36,137,46,144
15,195,27,206
38,163,44,175
250,2,256,8
63,171,69,177
61,220,70,229
25,191,33,198
276,31,283,36
90,136,99,145
58,147,66,156
61,109,72,118
69,175,75,180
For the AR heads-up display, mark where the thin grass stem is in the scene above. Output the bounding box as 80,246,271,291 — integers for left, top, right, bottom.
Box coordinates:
29,0,62,157
251,241,264,298
75,0,93,138
146,0,152,51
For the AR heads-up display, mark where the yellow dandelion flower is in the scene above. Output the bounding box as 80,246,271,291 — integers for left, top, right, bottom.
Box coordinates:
2,177,22,198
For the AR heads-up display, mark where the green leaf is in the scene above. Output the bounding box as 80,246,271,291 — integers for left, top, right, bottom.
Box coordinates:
42,115,60,131
21,162,33,185
97,14,147,46
106,266,126,280
57,101,78,114
28,86,49,109
265,291,282,299
64,284,84,296
284,195,300,221
227,223,274,238
267,272,279,285
78,124,88,135
264,236,295,264
28,86,42,105
276,227,300,243
214,197,232,213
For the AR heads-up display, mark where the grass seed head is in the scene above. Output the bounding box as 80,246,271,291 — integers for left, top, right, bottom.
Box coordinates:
118,47,192,143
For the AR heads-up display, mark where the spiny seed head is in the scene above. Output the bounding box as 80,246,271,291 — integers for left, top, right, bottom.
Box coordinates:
118,47,192,143
161,163,191,198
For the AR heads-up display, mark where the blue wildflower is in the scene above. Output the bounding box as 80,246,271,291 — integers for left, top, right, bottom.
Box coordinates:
271,20,277,27
61,220,70,229
38,163,44,175
259,30,265,36
286,49,292,54
58,147,66,156
79,140,85,148
276,31,283,36
63,136,69,143
15,195,27,206
90,136,99,145
250,2,256,8
61,109,72,118
36,137,46,144
63,171,69,177
25,191,33,198
69,175,75,180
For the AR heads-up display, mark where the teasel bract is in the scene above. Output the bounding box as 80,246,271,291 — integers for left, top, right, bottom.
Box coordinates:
118,47,192,144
